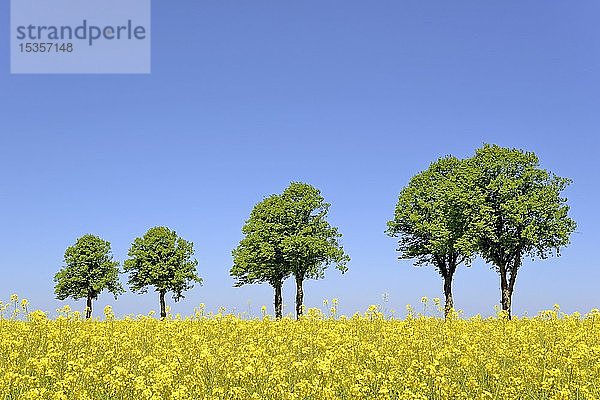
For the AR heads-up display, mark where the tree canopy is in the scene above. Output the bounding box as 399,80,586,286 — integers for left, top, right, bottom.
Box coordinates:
279,182,349,280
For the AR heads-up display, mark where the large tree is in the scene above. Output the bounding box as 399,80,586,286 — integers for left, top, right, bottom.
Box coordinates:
231,195,292,319
386,156,483,317
471,144,576,318
124,226,201,319
54,234,123,319
279,182,349,319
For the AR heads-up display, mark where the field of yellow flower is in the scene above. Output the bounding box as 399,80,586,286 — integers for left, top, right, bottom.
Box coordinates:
1,298,600,400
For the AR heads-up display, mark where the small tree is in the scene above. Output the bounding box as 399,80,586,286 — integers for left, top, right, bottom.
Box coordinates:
54,234,123,319
386,156,483,317
472,144,576,318
279,182,349,319
231,195,291,319
124,226,201,319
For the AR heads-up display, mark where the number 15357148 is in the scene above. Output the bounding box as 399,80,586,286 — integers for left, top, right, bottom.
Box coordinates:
19,42,73,53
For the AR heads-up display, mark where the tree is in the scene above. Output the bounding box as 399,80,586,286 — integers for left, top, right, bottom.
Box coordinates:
279,182,349,319
386,156,483,317
54,234,123,319
124,226,201,319
232,182,349,320
471,144,576,318
231,195,292,319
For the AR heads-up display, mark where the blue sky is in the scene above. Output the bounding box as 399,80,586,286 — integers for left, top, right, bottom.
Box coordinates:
1,1,599,318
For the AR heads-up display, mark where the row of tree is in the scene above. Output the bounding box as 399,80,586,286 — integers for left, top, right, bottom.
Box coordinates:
54,227,200,319
386,144,576,318
230,182,349,319
54,182,349,320
54,144,576,320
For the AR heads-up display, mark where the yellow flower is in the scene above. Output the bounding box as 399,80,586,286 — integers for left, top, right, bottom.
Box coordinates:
0,300,597,399
104,305,115,320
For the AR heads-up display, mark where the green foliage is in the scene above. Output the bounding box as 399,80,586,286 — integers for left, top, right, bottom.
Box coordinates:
386,156,483,275
231,195,292,287
472,144,577,269
280,182,349,280
54,234,123,301
124,226,201,302
231,182,349,285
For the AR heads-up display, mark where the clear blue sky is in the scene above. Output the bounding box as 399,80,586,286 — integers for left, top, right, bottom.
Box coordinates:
1,1,598,318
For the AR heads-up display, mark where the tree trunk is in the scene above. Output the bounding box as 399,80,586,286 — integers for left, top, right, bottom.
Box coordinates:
499,266,512,319
274,281,283,319
295,275,304,320
498,252,521,320
501,287,512,319
159,290,166,319
443,274,454,318
85,293,92,319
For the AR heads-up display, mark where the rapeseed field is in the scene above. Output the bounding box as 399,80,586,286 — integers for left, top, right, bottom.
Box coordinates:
1,297,599,400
